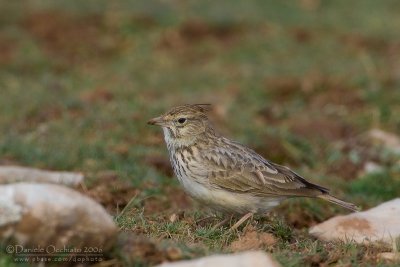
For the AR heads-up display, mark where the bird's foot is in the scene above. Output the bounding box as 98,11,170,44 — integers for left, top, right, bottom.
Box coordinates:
211,216,233,230
230,212,254,231
195,215,217,225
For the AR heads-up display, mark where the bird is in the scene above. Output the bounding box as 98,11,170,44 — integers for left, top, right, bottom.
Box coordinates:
148,104,359,230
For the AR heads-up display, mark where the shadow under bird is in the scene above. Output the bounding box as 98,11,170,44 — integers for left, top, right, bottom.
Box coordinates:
148,104,359,230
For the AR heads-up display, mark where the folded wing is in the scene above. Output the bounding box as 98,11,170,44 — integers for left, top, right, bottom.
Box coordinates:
202,138,328,197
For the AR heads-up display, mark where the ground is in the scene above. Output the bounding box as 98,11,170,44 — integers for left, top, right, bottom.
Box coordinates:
0,0,400,266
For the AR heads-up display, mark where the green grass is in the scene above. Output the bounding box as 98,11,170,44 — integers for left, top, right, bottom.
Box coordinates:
1,0,400,266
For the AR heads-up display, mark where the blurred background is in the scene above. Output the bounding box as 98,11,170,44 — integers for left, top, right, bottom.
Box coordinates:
1,0,400,265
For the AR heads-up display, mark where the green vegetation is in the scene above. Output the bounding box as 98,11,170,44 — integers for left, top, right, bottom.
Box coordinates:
1,0,400,266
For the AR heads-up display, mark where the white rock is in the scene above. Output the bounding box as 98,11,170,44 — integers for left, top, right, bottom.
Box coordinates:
368,129,400,154
363,161,384,175
156,251,281,267
378,252,400,261
0,166,84,187
0,183,117,251
309,198,400,245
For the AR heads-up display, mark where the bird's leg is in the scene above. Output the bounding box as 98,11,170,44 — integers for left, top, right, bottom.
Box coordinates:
211,215,233,230
195,215,217,225
230,212,253,231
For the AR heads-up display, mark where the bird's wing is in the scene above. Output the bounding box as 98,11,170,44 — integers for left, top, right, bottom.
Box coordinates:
202,139,328,197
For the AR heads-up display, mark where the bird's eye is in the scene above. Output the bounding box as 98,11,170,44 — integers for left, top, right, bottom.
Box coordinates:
177,118,186,124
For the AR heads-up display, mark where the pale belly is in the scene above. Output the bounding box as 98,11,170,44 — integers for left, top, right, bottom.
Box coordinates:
177,172,283,214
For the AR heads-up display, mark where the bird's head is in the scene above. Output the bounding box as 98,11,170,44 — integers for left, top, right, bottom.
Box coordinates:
148,104,212,147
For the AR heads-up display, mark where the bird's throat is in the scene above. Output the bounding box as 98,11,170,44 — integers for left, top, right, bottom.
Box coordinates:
162,127,197,149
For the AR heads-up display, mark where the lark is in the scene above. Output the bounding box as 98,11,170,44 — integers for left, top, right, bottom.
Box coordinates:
148,104,358,230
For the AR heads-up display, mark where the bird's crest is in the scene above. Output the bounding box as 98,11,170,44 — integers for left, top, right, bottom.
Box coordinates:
166,104,212,116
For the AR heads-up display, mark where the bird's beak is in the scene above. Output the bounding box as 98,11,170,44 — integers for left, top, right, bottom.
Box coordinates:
147,116,166,126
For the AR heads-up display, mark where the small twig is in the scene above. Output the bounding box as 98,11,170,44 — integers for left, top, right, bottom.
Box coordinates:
115,192,138,220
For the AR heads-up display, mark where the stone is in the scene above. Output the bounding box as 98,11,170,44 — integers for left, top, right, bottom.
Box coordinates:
0,183,117,252
368,129,400,154
377,252,400,262
362,161,384,175
156,251,281,267
309,198,400,245
0,166,84,186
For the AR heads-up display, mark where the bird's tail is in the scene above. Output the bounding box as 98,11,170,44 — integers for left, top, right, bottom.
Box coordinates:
318,194,360,212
